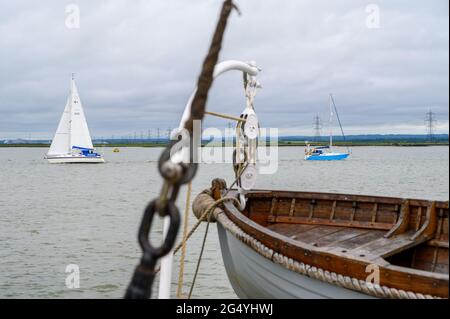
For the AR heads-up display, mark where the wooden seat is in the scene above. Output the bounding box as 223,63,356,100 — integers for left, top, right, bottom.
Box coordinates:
349,230,426,260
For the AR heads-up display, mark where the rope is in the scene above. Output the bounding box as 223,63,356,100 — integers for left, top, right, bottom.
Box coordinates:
178,196,240,254
164,169,246,297
176,181,192,298
187,196,242,298
170,155,248,267
213,204,442,299
188,207,212,299
154,139,249,296
153,196,241,274
151,194,241,295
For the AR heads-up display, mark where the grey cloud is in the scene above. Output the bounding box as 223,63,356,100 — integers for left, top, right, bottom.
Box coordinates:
0,0,448,139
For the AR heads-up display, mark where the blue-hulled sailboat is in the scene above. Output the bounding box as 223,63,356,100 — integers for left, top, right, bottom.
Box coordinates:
305,94,350,161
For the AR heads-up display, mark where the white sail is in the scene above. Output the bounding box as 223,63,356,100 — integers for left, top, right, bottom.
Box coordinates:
68,79,94,150
48,95,71,155
46,75,103,163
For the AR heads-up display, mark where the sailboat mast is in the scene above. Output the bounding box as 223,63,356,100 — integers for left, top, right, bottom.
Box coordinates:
330,93,350,154
329,94,333,149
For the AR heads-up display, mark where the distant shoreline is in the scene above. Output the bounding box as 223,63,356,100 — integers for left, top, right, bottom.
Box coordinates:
1,141,448,148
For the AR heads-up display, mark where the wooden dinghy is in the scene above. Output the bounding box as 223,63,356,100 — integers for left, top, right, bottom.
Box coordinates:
193,184,449,299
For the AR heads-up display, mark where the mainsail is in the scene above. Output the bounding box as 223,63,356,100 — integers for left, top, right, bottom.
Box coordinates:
48,75,94,155
68,78,93,150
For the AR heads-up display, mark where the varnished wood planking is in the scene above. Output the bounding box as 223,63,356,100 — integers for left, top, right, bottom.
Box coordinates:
292,225,342,244
312,228,368,248
245,190,448,209
330,229,385,250
439,217,448,241
415,247,449,274
266,223,317,238
267,215,393,231
308,200,333,219
351,231,425,259
293,199,311,218
353,202,377,222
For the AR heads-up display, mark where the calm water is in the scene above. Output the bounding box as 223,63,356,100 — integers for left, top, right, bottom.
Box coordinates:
0,146,448,298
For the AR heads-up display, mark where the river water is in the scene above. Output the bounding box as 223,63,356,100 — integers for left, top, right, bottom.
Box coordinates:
0,146,448,298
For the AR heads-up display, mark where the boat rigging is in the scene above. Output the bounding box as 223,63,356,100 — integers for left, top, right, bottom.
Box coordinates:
305,94,350,161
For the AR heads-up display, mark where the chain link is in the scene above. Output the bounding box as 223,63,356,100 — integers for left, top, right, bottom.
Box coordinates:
124,0,236,299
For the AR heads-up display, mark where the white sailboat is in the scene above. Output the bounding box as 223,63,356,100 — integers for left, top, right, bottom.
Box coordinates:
46,74,104,163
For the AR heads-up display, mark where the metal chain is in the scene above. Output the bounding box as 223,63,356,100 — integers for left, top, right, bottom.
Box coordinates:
124,0,237,299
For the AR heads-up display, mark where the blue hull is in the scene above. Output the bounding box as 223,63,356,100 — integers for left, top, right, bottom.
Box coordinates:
306,153,349,161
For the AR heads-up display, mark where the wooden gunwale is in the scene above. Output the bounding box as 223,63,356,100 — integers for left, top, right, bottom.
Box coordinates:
245,190,449,210
222,190,449,298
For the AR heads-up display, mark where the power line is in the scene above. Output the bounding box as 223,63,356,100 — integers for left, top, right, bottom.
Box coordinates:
425,110,437,142
167,128,172,141
313,114,322,142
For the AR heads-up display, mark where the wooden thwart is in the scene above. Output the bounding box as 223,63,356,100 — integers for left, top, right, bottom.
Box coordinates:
352,231,424,259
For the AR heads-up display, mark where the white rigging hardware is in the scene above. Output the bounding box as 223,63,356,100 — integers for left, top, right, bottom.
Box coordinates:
158,60,261,299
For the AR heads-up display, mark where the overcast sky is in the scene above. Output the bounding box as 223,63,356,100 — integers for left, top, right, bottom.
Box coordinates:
0,0,448,139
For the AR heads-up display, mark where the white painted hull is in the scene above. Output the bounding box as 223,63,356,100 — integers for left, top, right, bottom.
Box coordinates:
46,155,105,164
217,222,373,299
